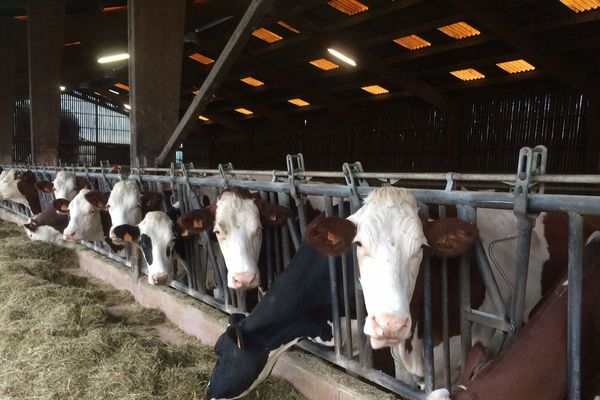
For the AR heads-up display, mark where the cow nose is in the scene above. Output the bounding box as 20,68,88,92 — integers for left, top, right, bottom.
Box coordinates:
149,272,168,285
63,230,77,241
232,272,258,289
367,313,411,348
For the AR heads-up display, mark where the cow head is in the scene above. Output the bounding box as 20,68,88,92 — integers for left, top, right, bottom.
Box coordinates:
305,187,478,349
106,181,163,240
206,313,270,400
112,211,177,285
179,187,291,289
23,222,64,243
57,188,109,241
0,169,41,214
35,171,89,201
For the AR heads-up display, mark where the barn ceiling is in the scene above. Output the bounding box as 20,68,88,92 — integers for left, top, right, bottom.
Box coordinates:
2,0,600,129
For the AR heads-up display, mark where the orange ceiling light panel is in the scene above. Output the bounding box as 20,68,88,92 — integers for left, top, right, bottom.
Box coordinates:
13,15,27,21
64,41,81,47
393,34,432,50
438,22,481,39
252,28,282,43
328,0,368,15
198,115,210,121
361,85,390,95
288,98,310,107
188,52,214,65
559,0,600,12
240,77,265,87
277,21,300,34
309,58,340,71
235,108,254,115
102,6,127,12
114,83,129,91
496,59,536,74
450,68,485,81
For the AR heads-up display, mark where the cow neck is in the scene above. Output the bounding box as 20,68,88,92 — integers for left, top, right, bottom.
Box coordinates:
33,206,69,233
17,181,42,214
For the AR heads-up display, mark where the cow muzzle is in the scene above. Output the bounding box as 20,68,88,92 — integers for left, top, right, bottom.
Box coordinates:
149,272,168,285
365,313,412,349
232,271,258,289
63,229,78,241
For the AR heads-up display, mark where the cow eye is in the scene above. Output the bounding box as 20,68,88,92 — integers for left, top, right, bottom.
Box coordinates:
354,241,362,247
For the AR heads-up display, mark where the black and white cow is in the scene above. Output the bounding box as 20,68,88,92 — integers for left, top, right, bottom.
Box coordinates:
205,187,476,400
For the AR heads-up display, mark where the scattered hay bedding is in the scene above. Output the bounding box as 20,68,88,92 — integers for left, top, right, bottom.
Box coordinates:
0,220,304,400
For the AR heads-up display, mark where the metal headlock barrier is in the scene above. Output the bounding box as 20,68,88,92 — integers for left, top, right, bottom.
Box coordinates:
1,145,595,400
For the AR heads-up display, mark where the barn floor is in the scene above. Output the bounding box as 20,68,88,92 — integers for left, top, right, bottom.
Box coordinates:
0,220,305,400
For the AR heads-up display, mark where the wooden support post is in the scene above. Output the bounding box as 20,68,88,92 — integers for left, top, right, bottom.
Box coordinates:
0,18,19,164
584,95,600,173
27,0,66,165
128,0,186,167
157,0,276,166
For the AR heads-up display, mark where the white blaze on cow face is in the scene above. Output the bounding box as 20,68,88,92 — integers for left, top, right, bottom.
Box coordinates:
348,187,426,349
0,169,27,205
52,171,78,200
63,188,104,241
137,211,176,285
107,181,143,239
214,191,262,289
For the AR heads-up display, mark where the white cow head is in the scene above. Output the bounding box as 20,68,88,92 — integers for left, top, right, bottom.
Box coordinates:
112,211,177,285
305,187,478,349
0,169,40,213
179,187,291,289
56,188,108,242
35,171,89,201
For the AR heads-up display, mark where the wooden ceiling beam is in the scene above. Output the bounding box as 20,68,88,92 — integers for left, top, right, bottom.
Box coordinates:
449,0,599,97
273,5,453,111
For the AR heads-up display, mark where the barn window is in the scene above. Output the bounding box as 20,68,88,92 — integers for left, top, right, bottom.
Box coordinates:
288,98,310,107
235,108,253,115
393,34,432,50
198,115,210,122
438,22,481,39
496,59,536,74
252,28,282,43
188,52,214,65
559,0,600,12
450,68,485,81
309,58,340,71
327,0,368,15
361,85,390,95
240,77,265,87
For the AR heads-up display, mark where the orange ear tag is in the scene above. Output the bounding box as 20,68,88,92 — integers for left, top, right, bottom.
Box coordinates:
124,233,133,242
181,229,189,237
193,220,204,229
327,231,340,245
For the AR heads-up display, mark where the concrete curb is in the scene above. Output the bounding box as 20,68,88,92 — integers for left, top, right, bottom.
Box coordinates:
0,210,393,400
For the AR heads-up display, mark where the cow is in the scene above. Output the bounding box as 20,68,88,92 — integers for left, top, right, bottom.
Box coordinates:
34,170,90,201
112,211,179,285
0,169,42,214
428,232,600,400
205,187,477,400
55,180,163,252
23,204,69,244
178,187,291,290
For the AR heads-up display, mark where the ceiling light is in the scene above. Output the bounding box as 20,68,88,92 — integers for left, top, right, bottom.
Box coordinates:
198,115,210,121
309,58,340,71
59,85,66,91
361,85,389,95
288,98,310,107
328,0,368,15
115,83,129,91
438,22,481,39
13,15,27,21
393,34,432,50
97,53,129,64
64,41,81,47
240,77,265,87
235,108,253,115
559,0,600,12
108,89,120,95
188,52,214,65
496,59,536,74
327,48,356,67
102,6,127,12
252,28,282,43
277,21,300,34
450,68,485,81
124,104,131,110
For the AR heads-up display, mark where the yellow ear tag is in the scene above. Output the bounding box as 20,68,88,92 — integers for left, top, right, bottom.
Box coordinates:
236,334,242,350
60,204,69,212
270,215,277,222
193,220,204,229
123,233,133,242
181,229,189,237
327,231,340,244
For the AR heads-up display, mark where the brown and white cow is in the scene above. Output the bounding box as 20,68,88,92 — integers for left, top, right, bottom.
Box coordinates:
179,187,291,289
428,232,600,400
34,170,90,201
0,169,42,214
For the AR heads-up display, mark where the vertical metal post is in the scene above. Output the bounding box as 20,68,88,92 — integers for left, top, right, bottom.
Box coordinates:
438,205,452,389
277,192,292,266
261,191,275,288
458,205,475,363
324,195,343,360
422,247,435,393
567,211,583,400
338,198,353,359
509,216,534,333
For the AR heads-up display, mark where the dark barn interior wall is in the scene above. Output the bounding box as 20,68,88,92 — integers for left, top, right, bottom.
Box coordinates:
184,88,590,174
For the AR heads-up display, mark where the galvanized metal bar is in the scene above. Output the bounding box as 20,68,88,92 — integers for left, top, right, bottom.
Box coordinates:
437,204,452,389
465,309,514,333
509,216,535,334
567,211,583,400
324,195,342,360
458,205,474,364
422,247,435,393
261,191,275,288
203,231,229,307
277,192,292,267
338,199,353,359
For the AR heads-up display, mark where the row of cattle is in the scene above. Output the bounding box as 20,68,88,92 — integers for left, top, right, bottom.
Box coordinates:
1,166,599,399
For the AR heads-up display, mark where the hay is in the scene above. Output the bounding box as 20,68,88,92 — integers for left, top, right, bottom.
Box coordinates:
0,220,305,400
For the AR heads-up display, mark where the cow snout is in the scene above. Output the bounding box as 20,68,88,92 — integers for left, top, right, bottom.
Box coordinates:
232,271,258,289
63,229,77,241
366,313,411,349
149,272,168,285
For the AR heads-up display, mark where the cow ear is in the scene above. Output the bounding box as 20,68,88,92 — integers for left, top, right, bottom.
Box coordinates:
255,199,292,227
76,177,90,190
84,190,110,210
23,222,37,232
53,199,70,214
112,225,141,243
141,192,163,212
305,216,357,256
424,218,479,258
178,208,214,236
35,181,54,193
